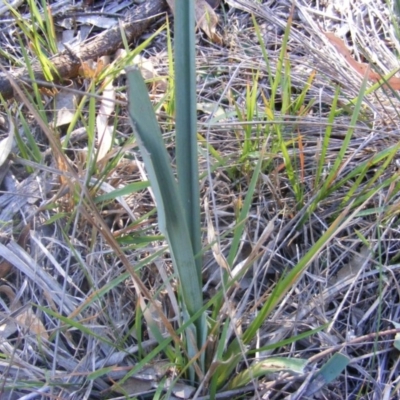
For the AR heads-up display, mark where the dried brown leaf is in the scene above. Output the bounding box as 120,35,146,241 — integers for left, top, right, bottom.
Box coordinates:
52,80,78,127
16,307,49,340
0,224,30,279
166,0,222,44
331,245,370,285
0,285,48,340
0,115,14,168
195,0,221,44
324,31,400,89
204,197,230,272
96,79,115,161
112,377,154,396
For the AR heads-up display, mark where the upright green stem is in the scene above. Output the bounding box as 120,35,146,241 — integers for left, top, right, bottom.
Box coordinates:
174,0,202,279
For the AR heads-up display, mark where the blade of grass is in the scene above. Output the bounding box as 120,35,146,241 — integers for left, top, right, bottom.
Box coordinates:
226,142,266,268
214,198,358,388
315,86,340,188
340,145,400,208
331,142,400,193
307,73,369,219
93,181,150,203
269,4,293,108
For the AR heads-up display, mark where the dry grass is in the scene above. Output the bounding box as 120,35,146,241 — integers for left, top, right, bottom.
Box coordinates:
0,0,400,399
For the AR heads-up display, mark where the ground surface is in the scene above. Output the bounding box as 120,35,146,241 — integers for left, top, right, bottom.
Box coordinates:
0,0,400,399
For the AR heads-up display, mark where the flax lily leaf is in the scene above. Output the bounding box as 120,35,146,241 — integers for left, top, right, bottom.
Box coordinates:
125,66,203,342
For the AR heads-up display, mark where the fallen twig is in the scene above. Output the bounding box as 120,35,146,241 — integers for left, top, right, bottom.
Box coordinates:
0,0,167,99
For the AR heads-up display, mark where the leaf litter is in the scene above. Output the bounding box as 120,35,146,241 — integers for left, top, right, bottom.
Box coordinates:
0,0,400,399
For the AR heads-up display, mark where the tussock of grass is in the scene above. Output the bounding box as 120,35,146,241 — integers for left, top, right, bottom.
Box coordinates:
0,0,400,399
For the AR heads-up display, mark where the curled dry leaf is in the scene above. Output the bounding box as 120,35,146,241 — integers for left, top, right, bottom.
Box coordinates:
79,56,108,79
111,361,171,396
0,115,14,168
323,31,400,89
0,285,49,340
16,307,49,340
330,245,370,285
168,380,196,399
112,377,154,397
97,73,115,162
0,113,13,192
133,54,167,92
0,224,30,279
52,80,78,128
0,285,19,338
166,0,222,44
194,0,222,44
204,197,230,272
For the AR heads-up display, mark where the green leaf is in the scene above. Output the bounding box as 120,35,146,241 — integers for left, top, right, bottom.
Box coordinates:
125,67,203,347
174,0,202,278
94,181,150,203
311,353,350,392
